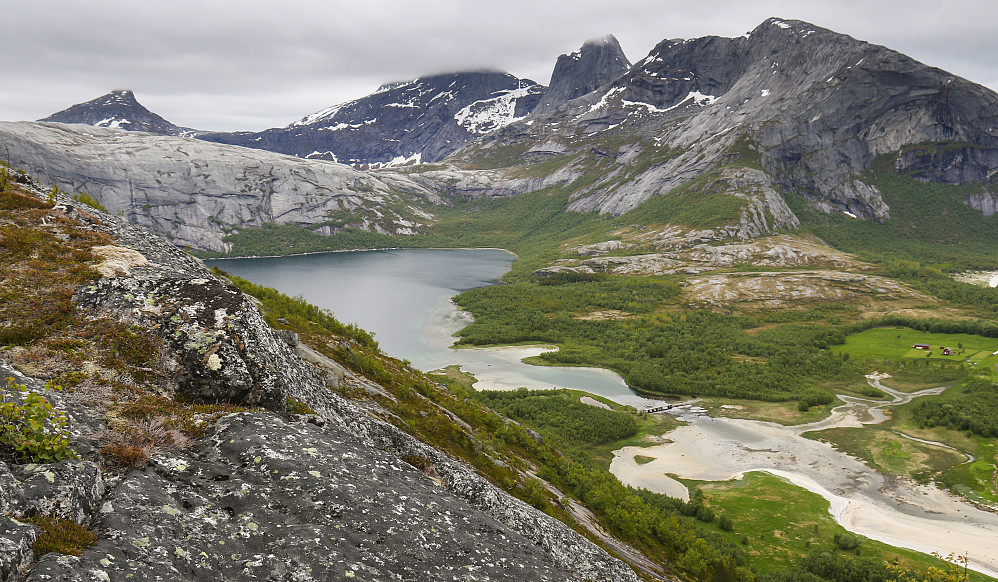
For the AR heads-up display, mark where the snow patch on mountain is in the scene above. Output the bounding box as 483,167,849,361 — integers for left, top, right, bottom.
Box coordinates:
320,118,378,132
293,103,349,127
455,86,539,134
586,87,627,114
622,91,718,114
95,117,129,129
365,152,424,169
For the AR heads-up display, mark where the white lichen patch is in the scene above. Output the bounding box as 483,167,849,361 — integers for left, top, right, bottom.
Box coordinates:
206,353,223,371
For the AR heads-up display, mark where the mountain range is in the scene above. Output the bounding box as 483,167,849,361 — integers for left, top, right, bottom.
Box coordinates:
6,17,998,254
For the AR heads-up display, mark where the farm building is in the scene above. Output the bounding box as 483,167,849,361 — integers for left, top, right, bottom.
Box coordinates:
913,344,930,350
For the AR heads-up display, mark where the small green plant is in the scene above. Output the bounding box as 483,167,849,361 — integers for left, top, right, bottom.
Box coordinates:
71,191,107,212
47,183,61,205
286,396,316,415
834,531,861,551
888,553,969,582
18,514,97,556
1,378,77,463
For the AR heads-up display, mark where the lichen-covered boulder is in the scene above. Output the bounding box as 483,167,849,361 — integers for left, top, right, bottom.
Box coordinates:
23,413,599,581
0,516,38,581
0,461,105,525
68,207,324,411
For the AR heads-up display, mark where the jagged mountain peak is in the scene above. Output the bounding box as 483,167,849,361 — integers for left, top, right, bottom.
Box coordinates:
533,34,631,115
571,34,622,56
39,90,194,136
468,17,998,223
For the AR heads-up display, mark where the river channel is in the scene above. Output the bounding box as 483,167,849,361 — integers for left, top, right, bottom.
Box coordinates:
611,376,998,577
208,249,998,577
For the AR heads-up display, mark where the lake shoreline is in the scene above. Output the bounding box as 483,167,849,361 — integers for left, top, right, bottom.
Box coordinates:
202,246,518,262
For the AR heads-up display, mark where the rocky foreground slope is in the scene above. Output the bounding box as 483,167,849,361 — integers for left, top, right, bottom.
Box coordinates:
0,177,641,581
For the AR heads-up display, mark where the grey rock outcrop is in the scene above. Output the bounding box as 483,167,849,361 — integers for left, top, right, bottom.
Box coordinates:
965,191,998,216
0,121,440,252
23,413,608,582
66,202,324,409
0,461,106,525
0,516,37,582
39,90,195,137
532,35,631,115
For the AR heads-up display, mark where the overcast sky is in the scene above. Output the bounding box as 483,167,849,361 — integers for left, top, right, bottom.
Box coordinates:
2,0,996,132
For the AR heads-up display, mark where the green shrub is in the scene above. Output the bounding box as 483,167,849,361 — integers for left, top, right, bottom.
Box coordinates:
19,514,97,556
1,378,77,463
71,191,107,212
286,396,316,415
833,532,861,551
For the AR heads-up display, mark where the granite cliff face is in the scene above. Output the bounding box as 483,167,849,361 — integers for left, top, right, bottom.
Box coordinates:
0,121,441,253
16,17,998,254
462,18,998,221
0,179,642,582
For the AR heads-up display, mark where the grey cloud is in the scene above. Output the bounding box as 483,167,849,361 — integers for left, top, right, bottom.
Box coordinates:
2,0,995,131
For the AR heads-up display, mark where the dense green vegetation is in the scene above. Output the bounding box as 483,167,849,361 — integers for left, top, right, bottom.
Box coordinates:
473,388,638,445
229,270,756,582
794,164,998,272
182,141,998,581
805,425,966,482
477,384,977,581
1,380,76,463
455,279,860,404
689,471,985,581
19,514,97,557
803,372,998,507
202,223,402,258
910,377,998,437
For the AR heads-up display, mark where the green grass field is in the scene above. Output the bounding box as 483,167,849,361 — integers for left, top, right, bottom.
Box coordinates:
833,327,998,377
689,471,994,580
803,426,966,480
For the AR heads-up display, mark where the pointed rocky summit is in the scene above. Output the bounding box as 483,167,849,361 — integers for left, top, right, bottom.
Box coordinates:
532,35,631,115
40,90,192,136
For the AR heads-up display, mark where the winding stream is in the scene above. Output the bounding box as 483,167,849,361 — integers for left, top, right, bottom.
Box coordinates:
610,376,998,577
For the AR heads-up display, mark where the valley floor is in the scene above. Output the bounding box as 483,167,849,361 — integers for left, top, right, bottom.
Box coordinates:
610,377,998,577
